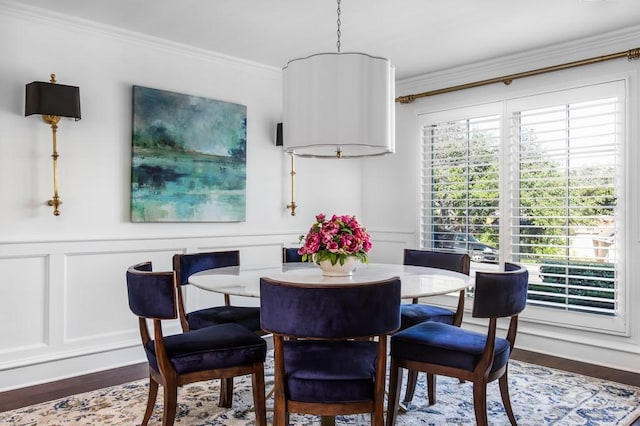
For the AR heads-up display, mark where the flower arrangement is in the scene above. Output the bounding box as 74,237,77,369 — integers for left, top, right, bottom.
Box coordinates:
298,213,372,265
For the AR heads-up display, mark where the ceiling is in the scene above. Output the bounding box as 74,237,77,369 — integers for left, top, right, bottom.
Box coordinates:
13,0,640,80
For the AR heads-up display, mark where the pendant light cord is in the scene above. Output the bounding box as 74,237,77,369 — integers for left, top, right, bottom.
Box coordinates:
336,0,341,53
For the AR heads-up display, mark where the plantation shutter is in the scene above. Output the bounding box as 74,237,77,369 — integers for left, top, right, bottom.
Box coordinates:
420,112,501,260
508,83,624,316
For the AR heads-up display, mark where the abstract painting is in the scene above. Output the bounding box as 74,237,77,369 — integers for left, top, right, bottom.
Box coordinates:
130,86,246,222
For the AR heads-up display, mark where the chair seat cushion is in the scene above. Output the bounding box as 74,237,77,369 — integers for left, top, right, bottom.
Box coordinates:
400,303,454,329
145,323,266,375
283,340,379,403
187,305,261,332
391,321,510,373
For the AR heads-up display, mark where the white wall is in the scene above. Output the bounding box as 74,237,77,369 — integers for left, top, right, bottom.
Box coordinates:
364,27,640,373
0,2,371,391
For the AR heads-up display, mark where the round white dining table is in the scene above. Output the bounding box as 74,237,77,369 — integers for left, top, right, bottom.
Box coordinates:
188,262,473,300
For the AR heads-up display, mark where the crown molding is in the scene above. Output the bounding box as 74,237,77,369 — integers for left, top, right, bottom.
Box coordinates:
397,24,640,96
0,0,282,78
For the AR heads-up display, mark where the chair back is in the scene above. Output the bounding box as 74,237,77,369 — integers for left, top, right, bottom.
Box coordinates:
282,247,303,263
173,250,239,286
403,249,470,275
472,262,528,319
126,261,177,320
260,277,401,338
402,249,470,319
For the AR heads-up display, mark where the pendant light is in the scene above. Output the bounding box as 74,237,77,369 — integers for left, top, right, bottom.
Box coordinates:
282,0,395,158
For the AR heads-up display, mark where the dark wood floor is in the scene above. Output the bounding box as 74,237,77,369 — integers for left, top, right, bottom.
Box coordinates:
1,349,639,424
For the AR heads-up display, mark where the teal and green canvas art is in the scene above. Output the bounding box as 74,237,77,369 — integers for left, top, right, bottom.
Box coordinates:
131,86,246,222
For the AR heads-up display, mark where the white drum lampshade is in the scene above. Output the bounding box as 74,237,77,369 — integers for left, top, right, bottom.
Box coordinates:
282,52,395,158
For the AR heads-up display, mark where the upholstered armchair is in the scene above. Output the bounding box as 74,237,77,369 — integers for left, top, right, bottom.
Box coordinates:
260,276,401,426
401,249,470,329
172,250,262,333
386,262,528,426
400,249,471,403
125,261,267,426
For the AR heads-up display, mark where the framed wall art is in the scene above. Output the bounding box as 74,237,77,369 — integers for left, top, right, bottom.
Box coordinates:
130,86,246,222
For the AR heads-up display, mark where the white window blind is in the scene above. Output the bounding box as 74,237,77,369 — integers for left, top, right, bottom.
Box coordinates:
420,113,501,264
509,89,623,316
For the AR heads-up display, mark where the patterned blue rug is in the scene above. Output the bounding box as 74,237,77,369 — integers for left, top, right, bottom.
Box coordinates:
1,355,639,425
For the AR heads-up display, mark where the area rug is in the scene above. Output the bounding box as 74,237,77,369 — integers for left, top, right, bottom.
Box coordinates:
2,355,639,425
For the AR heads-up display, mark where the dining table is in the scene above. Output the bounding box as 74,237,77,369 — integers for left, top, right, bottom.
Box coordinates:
188,261,473,300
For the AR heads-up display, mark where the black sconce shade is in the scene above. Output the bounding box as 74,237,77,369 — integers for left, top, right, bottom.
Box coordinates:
25,81,81,120
275,122,283,146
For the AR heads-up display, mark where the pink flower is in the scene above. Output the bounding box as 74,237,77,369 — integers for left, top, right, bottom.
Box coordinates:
298,213,372,265
326,241,340,252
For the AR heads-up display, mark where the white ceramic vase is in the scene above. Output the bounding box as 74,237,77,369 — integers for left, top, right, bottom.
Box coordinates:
316,256,359,277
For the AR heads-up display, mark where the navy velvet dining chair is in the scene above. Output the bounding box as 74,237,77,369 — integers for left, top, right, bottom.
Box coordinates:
400,249,471,403
172,250,262,334
401,249,470,329
282,247,303,263
172,250,264,405
260,276,401,426
125,261,267,426
386,262,528,426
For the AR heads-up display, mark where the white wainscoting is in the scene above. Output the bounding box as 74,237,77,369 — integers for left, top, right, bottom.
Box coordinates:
0,233,308,391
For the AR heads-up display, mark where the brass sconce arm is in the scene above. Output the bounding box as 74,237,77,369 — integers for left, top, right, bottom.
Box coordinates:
42,114,62,215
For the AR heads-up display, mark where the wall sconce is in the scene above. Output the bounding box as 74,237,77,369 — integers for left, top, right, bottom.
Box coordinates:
25,74,81,216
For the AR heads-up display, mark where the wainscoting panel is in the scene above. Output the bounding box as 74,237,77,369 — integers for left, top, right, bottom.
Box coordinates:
0,255,48,352
366,230,415,264
64,249,178,342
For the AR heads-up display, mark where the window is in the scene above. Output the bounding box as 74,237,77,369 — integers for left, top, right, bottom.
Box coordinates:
420,110,501,265
419,81,626,333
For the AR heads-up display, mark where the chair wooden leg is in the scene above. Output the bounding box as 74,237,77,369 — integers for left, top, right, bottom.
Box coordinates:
499,370,517,425
320,416,336,426
402,369,418,404
142,377,158,425
162,383,178,426
373,397,385,426
426,373,436,405
218,377,234,408
251,365,267,426
385,360,402,426
472,381,488,426
273,392,287,426
372,410,385,426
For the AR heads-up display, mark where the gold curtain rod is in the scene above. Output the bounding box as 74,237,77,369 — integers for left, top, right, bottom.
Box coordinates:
396,47,640,104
